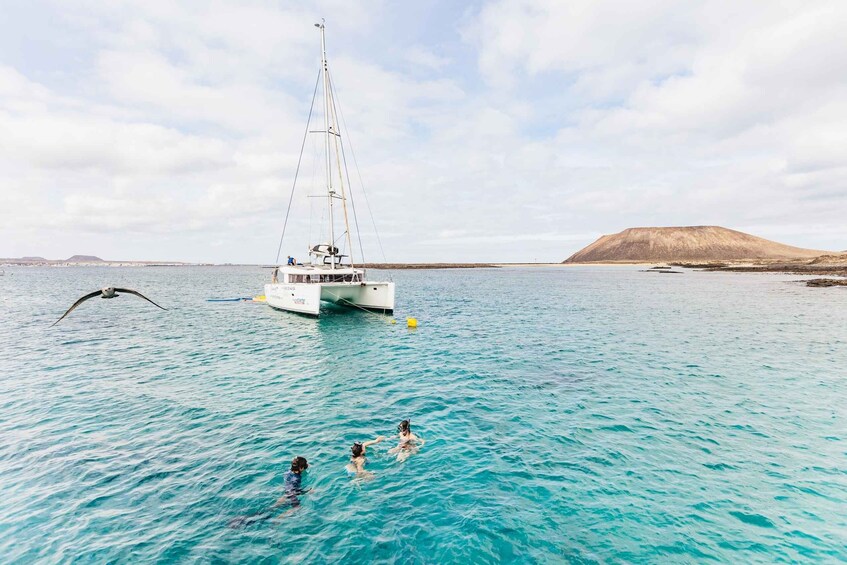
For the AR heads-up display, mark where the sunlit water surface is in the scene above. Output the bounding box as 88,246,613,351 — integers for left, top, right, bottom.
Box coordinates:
1,266,846,563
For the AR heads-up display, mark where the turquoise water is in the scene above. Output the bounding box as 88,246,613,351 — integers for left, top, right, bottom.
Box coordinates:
1,266,846,563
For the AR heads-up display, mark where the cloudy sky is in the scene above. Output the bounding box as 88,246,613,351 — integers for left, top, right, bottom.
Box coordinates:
1,0,845,263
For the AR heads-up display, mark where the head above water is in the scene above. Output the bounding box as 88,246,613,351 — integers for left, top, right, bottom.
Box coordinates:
290,456,309,473
351,442,364,458
398,419,411,434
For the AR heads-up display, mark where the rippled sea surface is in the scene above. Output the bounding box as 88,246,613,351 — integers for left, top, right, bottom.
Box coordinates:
1,266,846,563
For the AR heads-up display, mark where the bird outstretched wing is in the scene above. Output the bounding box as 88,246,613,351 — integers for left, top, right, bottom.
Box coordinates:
114,288,167,311
51,290,103,326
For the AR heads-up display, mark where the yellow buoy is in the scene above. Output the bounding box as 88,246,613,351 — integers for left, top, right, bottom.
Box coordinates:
406,317,418,328
390,319,397,324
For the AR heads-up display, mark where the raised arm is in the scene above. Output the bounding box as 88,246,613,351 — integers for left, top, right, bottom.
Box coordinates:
362,435,386,448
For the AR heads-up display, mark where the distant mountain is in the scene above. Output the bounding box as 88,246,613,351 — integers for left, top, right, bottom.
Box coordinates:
65,255,103,262
1,255,193,266
564,226,830,263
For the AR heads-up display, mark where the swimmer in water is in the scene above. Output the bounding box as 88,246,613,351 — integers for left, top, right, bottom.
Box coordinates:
275,456,310,510
345,436,386,478
228,456,310,528
388,419,425,462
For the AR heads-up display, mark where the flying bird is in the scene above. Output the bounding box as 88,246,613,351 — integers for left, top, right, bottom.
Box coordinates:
52,287,167,326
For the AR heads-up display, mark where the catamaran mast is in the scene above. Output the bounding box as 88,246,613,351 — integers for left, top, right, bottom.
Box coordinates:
317,20,336,270
314,20,357,270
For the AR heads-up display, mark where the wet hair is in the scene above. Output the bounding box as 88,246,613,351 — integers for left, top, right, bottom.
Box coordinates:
398,420,411,434
290,456,309,472
351,442,364,458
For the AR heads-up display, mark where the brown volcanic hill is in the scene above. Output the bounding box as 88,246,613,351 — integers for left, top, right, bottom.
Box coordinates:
65,255,103,262
564,226,830,263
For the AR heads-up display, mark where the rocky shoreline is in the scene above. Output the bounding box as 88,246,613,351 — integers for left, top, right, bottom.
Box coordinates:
668,257,847,287
805,278,847,287
698,264,847,278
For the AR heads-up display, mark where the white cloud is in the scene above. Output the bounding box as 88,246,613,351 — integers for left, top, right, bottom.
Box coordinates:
404,46,451,71
419,231,599,245
0,111,231,174
1,1,846,262
464,0,847,252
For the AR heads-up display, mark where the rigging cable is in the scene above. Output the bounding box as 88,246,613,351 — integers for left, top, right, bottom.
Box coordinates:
327,69,366,265
275,68,322,264
308,131,321,253
325,69,356,267
329,71,392,280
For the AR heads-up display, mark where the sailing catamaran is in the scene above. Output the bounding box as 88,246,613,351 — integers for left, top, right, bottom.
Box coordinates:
264,21,395,316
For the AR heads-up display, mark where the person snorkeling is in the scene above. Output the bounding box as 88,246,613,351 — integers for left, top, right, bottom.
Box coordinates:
345,436,386,478
388,420,425,462
277,456,310,508
228,456,311,528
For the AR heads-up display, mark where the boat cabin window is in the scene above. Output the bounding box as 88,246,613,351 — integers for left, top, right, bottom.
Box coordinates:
286,272,361,283
318,273,359,283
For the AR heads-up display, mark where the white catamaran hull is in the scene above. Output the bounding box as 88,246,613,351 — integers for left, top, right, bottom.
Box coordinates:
264,281,395,316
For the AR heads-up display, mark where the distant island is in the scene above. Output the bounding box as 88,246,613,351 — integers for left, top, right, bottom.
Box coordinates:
1,255,104,265
564,226,828,263
0,255,194,267
360,263,498,269
563,226,846,282
0,255,500,269
65,255,104,262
